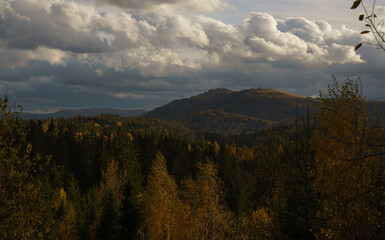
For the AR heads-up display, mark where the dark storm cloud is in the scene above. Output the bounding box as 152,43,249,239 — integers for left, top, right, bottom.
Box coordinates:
0,60,223,112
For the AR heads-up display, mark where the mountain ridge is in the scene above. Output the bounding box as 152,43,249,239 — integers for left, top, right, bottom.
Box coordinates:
144,88,316,123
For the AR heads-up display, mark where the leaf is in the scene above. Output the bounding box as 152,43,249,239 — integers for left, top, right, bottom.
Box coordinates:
351,0,362,9
354,42,363,51
361,30,370,34
366,24,371,27
359,14,364,21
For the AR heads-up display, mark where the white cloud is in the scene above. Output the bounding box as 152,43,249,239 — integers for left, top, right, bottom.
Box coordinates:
241,12,364,66
90,0,231,12
0,0,141,53
1,0,365,73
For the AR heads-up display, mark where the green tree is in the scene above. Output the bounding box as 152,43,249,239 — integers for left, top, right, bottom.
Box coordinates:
278,107,320,240
96,187,121,240
120,182,139,240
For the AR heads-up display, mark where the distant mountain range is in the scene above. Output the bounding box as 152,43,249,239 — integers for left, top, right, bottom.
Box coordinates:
21,108,147,120
21,88,384,133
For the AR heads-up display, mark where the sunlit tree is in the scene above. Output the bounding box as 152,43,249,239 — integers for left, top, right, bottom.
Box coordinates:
182,161,232,240
0,97,51,239
141,152,181,240
315,78,385,239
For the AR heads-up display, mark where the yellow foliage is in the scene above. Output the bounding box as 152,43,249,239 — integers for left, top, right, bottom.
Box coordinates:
74,131,83,141
213,141,220,154
141,153,181,240
55,188,67,210
100,159,122,199
181,162,232,240
239,208,273,240
315,78,385,239
127,133,134,142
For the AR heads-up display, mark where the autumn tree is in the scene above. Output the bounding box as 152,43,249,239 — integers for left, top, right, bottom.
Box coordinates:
141,152,181,240
182,161,232,240
54,188,77,240
315,78,385,239
95,159,122,240
100,159,123,199
238,208,274,240
0,97,51,239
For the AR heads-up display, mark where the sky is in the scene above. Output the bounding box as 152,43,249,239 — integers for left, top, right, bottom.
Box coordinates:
1,0,385,113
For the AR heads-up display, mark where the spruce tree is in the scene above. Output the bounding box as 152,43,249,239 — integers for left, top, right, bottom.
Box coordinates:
96,187,121,240
120,183,138,240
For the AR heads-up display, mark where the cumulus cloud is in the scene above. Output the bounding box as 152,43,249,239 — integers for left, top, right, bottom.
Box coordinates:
2,0,380,112
242,12,363,66
0,0,141,52
0,45,67,68
0,0,365,73
90,0,231,12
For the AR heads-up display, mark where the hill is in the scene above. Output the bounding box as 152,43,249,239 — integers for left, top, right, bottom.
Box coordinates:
143,88,317,132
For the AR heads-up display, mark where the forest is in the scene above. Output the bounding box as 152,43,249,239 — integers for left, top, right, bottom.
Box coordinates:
1,79,384,240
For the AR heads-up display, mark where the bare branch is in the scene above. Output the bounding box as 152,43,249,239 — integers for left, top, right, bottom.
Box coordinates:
353,0,385,51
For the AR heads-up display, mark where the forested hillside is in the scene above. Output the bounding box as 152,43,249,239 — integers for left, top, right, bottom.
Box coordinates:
1,79,384,239
144,88,316,122
144,88,385,133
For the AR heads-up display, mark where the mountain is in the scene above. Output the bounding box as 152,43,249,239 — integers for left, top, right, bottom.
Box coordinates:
144,88,385,132
21,108,147,120
144,88,317,129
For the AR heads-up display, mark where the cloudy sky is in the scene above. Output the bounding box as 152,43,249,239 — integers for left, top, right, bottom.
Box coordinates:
1,0,385,113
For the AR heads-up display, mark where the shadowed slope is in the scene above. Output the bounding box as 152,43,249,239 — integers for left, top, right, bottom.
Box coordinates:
144,88,316,123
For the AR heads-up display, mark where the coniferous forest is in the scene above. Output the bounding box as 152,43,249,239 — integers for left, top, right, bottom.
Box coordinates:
1,79,385,240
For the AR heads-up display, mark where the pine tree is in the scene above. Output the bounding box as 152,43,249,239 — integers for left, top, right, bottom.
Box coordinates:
279,106,320,240
96,187,121,240
120,183,138,240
